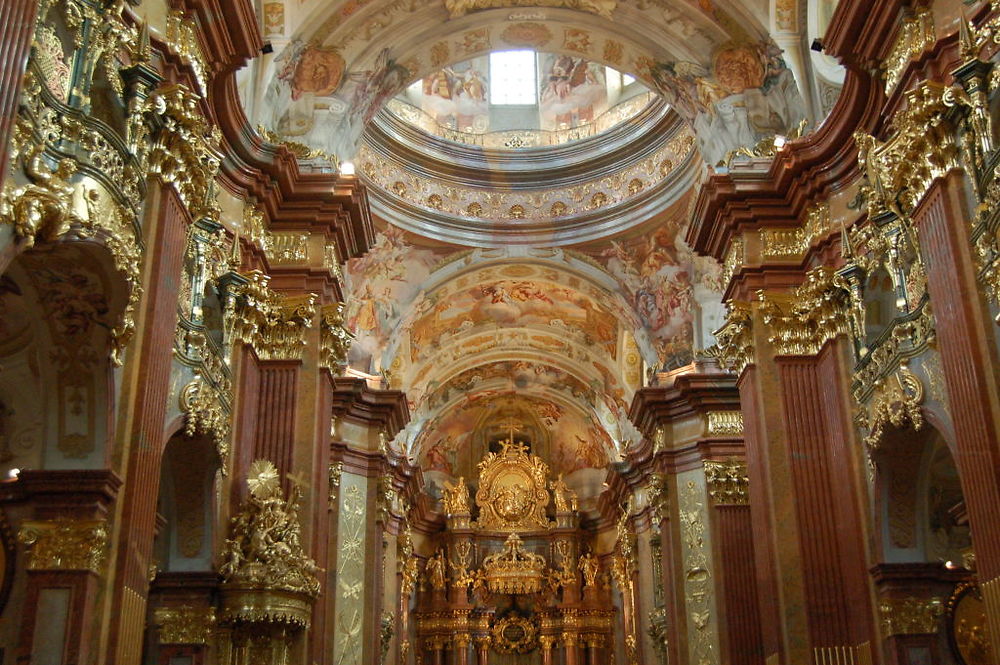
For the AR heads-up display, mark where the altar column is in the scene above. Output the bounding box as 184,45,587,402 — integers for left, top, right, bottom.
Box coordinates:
477,635,492,664
562,632,580,665
539,635,555,665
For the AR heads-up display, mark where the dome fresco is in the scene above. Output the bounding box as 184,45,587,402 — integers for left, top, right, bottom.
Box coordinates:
387,51,652,147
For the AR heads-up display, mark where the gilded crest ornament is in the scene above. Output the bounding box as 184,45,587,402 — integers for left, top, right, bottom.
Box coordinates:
475,439,552,531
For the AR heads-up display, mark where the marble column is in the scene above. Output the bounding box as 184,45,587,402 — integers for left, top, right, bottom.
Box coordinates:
539,635,555,665
740,324,876,663
913,172,1000,651
477,635,491,664
105,185,191,664
0,0,36,184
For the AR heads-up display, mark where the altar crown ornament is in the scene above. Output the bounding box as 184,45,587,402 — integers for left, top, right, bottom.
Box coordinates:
481,533,547,595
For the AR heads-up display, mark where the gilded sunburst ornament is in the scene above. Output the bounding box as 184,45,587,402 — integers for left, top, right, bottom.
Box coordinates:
247,459,280,498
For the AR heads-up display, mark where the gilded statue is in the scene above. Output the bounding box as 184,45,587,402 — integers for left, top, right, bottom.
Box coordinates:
425,548,448,591
441,476,470,515
579,549,599,588
550,473,578,513
1,141,82,248
219,460,320,597
449,541,475,591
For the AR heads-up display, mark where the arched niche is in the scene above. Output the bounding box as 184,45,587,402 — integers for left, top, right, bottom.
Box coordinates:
0,240,128,474
153,430,223,573
863,266,898,348
875,426,971,566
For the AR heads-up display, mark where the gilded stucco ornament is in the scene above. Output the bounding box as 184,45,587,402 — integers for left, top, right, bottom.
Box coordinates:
489,612,539,654
444,0,615,19
861,365,925,452
704,459,749,506
708,301,753,375
855,81,964,220
140,83,222,221
320,303,353,371
257,124,337,164
154,605,216,644
220,460,321,604
227,271,318,361
179,376,232,473
18,518,108,572
758,266,853,356
879,596,943,637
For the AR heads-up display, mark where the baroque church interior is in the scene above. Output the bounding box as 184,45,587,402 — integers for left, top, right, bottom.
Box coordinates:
3,0,1000,663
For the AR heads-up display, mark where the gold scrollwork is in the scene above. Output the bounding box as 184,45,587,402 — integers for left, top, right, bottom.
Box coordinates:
475,439,552,531
227,271,318,361
860,365,925,452
879,596,943,637
18,518,108,572
706,411,743,436
490,612,539,654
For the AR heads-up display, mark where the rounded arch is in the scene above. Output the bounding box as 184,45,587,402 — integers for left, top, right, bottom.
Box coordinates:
0,239,130,474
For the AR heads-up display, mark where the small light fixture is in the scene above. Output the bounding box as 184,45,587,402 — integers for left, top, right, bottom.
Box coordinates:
945,560,958,570
7,468,20,479
773,134,787,149
340,161,356,176
811,38,824,53
261,42,274,55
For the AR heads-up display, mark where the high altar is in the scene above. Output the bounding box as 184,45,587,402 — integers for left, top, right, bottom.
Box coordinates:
411,439,615,664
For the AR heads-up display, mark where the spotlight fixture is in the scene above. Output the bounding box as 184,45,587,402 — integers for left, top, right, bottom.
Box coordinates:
7,468,20,479
262,42,274,54
811,38,824,52
773,134,787,149
340,161,356,176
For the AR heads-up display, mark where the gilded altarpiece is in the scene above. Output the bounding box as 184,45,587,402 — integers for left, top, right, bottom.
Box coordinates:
333,473,368,665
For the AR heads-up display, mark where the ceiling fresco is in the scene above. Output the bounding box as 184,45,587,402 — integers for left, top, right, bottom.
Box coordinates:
252,0,809,164
243,0,822,508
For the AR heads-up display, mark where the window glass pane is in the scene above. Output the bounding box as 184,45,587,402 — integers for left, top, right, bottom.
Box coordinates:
489,51,537,105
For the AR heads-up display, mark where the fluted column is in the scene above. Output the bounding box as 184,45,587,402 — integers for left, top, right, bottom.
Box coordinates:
913,172,1000,650
739,321,876,663
105,185,191,664
563,632,580,665
476,635,491,664
0,0,35,184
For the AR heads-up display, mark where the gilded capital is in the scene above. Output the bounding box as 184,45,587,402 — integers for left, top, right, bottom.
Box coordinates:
704,459,749,505
18,518,109,572
706,411,743,436
228,271,318,361
758,266,852,356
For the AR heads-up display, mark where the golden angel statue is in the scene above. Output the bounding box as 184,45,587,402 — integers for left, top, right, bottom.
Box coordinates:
550,473,578,513
425,548,448,591
441,476,471,515
578,549,599,588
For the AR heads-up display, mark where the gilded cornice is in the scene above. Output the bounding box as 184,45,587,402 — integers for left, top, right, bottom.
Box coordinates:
758,266,852,356
18,518,109,572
